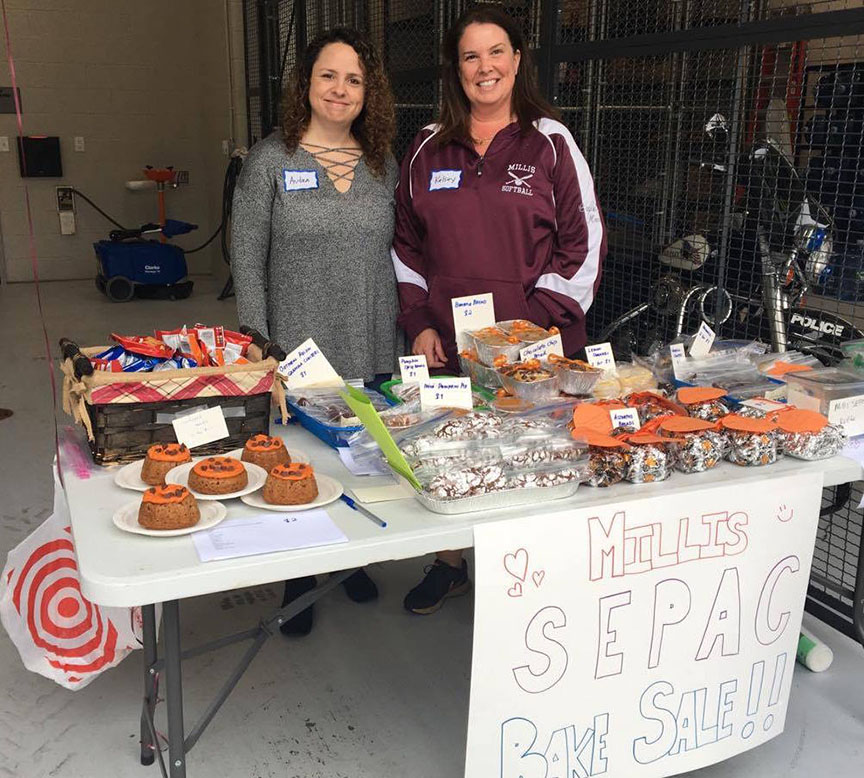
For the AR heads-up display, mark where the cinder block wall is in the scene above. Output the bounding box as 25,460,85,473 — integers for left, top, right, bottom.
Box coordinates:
0,0,245,283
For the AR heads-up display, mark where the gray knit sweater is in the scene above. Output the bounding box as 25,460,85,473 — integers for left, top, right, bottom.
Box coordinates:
231,133,401,381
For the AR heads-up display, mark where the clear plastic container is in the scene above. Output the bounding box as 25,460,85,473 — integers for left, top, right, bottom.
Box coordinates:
784,368,864,435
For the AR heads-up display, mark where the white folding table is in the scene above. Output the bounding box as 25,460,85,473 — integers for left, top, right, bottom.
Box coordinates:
61,423,863,778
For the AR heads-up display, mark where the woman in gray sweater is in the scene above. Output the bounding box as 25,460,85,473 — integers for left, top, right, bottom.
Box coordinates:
231,28,400,634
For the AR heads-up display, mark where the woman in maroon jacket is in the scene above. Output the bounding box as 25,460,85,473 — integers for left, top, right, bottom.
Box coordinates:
392,6,607,614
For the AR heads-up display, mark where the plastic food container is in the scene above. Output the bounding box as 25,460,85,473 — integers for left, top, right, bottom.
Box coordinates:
498,361,561,402
549,356,602,395
720,414,779,467
773,408,846,460
784,368,864,436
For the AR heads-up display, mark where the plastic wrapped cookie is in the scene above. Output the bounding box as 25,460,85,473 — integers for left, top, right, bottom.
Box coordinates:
571,428,631,488
772,408,846,460
677,386,731,422
720,414,779,467
657,416,726,474
619,431,674,483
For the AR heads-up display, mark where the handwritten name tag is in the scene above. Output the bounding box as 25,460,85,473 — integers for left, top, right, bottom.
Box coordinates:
429,170,462,191
283,169,319,191
420,377,472,411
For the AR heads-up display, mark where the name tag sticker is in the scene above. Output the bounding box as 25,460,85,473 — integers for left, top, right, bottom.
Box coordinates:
283,169,319,192
429,170,462,191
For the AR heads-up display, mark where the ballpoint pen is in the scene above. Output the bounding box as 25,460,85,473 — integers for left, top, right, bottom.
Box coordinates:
340,494,387,529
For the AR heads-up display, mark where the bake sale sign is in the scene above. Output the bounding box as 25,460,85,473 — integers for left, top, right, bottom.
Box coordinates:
466,473,823,778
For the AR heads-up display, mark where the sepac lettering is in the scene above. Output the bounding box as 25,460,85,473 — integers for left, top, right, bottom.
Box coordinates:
595,592,631,679
755,556,799,645
648,579,691,669
695,568,741,660
513,606,569,693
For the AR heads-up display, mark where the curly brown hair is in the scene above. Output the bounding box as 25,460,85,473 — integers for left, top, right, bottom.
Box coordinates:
280,28,395,178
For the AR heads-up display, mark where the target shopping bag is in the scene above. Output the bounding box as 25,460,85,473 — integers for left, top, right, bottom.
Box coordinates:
0,469,143,690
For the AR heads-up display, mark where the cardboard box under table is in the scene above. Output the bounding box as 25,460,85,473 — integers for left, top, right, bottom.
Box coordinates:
60,345,288,464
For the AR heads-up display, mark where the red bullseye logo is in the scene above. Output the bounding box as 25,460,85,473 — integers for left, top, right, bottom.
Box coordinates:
10,533,119,679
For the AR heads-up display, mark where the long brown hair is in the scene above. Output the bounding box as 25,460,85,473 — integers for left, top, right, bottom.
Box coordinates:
280,28,395,178
437,5,557,147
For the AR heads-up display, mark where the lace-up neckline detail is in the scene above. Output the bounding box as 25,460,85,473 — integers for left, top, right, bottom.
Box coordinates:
300,143,363,192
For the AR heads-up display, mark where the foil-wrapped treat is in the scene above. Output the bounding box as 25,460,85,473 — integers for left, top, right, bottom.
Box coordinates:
658,416,726,473
620,432,673,483
773,409,846,461
569,429,631,487
720,415,778,467
677,386,731,422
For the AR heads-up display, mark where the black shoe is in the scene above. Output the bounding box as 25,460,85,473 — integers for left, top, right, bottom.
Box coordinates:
279,576,316,636
341,568,379,603
403,560,471,615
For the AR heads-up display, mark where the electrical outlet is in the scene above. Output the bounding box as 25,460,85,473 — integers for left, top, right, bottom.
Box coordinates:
221,139,230,156
56,186,74,212
0,136,9,152
175,170,189,184
73,136,85,152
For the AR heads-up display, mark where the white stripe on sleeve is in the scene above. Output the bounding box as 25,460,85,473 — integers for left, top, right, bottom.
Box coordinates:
535,118,604,313
390,247,428,292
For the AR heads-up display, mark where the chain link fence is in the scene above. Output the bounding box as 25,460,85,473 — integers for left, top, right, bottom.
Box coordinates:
241,0,864,644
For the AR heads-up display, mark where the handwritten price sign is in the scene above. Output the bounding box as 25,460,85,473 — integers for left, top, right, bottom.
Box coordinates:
585,342,616,371
466,473,823,778
451,293,496,349
398,355,430,384
519,334,564,362
277,338,342,389
419,377,472,411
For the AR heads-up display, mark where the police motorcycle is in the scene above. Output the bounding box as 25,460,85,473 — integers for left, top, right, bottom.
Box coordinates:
598,115,863,364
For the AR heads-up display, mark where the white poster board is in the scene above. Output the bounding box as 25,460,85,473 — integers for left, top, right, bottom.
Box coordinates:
467,472,823,778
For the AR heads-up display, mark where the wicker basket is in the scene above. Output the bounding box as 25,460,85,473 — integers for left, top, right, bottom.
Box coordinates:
61,345,288,465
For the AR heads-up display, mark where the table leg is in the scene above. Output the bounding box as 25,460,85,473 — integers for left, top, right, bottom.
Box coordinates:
163,600,187,778
140,604,159,766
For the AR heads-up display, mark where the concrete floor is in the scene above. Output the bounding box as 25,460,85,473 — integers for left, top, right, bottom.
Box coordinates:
0,276,862,778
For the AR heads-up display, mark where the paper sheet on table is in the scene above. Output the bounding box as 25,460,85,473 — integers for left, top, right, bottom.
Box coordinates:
337,447,391,476
351,484,413,503
192,509,347,562
340,387,422,490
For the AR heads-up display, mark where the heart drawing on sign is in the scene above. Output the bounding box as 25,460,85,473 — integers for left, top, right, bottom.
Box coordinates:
503,548,529,582
507,582,523,598
532,570,545,588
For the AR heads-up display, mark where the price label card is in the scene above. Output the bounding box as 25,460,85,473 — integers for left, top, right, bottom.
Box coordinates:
828,393,864,437
277,338,342,389
398,355,430,384
740,398,786,414
610,408,640,430
419,377,472,411
689,321,716,358
451,293,496,349
172,406,229,449
585,342,616,371
669,343,687,380
519,334,564,362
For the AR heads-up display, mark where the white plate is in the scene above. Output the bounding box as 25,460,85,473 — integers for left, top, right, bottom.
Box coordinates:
165,460,268,500
239,473,344,512
114,458,192,492
112,499,227,537
224,447,311,465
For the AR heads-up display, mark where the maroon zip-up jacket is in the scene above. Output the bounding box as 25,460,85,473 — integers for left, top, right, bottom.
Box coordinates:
391,119,606,371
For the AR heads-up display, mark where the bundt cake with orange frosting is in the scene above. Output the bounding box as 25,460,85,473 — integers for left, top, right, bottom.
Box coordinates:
188,457,248,495
241,434,291,472
137,485,200,530
140,443,191,486
262,462,319,505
